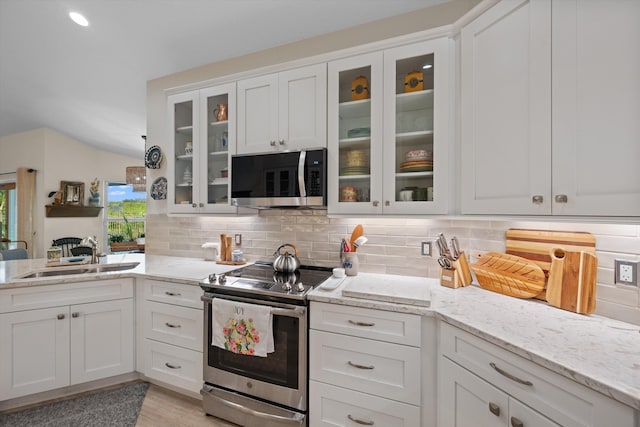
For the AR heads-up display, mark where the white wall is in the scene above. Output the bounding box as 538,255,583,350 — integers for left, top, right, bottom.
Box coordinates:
0,128,142,257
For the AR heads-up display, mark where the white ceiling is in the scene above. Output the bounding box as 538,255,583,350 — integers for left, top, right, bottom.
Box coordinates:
0,0,444,158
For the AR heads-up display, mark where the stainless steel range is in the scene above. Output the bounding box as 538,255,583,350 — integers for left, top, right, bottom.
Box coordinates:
200,261,332,427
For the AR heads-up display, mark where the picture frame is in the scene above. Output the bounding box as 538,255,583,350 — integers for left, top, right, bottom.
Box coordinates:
60,181,84,206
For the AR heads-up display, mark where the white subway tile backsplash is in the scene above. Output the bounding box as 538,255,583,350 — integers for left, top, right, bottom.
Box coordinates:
146,212,640,325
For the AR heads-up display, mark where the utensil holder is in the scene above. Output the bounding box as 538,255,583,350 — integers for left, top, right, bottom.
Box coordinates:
343,253,359,276
452,252,473,286
440,267,460,288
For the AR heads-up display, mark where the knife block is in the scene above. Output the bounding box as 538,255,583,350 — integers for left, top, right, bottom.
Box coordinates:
452,252,473,286
440,267,461,288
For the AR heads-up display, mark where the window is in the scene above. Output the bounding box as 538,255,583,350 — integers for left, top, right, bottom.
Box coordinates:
105,182,146,252
0,182,17,248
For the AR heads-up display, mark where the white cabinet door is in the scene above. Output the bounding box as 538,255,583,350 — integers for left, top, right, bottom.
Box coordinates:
552,0,640,216
438,357,508,427
70,299,134,384
278,64,327,152
237,64,326,154
0,307,70,400
237,73,279,154
461,0,552,215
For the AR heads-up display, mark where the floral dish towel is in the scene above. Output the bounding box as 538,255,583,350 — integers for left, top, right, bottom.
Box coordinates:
212,298,274,357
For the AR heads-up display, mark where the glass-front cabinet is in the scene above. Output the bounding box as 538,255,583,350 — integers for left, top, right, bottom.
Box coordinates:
328,38,450,215
167,83,236,214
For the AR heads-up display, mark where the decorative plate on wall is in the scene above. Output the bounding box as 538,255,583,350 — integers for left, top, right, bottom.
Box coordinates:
150,176,167,200
145,145,163,169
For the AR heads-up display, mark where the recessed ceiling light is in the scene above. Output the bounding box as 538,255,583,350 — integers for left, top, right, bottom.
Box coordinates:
69,12,89,27
423,64,433,70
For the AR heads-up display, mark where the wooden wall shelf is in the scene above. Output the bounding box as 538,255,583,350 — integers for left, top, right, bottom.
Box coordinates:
45,205,103,217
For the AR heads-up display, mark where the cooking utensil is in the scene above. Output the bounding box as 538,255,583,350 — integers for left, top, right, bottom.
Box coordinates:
273,243,301,273
353,235,368,251
450,237,461,260
471,252,546,298
438,257,453,270
349,224,363,251
547,248,597,314
437,233,452,259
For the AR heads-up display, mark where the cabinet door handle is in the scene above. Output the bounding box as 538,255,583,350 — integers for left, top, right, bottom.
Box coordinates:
490,362,533,386
72,312,80,318
347,414,374,425
270,140,276,146
278,139,285,145
531,195,543,204
384,200,390,206
555,194,568,203
372,200,379,207
199,202,204,207
165,291,181,297
57,314,65,320
165,322,181,328
348,361,374,370
165,362,182,369
511,416,524,427
348,319,375,327
489,402,500,416
192,203,197,208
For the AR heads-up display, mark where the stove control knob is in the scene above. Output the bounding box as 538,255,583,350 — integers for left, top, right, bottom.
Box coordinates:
296,282,305,292
282,282,292,291
217,274,227,285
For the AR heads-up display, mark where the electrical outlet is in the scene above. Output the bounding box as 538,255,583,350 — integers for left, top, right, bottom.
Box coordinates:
615,259,638,286
234,234,242,246
421,241,432,256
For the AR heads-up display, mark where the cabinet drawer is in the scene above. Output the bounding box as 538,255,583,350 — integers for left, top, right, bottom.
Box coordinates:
143,279,202,309
440,322,635,427
309,380,420,427
310,330,420,404
310,301,421,346
143,339,202,394
143,301,203,351
0,279,134,313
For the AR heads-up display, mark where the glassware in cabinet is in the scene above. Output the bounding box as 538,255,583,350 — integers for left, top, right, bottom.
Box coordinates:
171,96,196,209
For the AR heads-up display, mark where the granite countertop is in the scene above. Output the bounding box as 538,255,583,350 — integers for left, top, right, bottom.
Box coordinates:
309,273,640,412
1,257,639,412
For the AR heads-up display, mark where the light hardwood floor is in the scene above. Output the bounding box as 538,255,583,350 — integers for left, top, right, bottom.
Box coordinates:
136,384,237,427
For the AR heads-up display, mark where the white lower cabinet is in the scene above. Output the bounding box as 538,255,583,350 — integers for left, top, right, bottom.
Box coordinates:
0,279,134,400
140,279,203,394
309,301,424,426
438,322,636,427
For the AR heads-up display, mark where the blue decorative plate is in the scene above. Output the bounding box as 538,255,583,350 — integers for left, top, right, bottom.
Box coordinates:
145,145,163,169
150,177,167,200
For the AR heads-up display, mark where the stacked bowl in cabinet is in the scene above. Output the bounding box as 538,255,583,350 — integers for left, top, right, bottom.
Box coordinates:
309,302,422,426
141,279,203,394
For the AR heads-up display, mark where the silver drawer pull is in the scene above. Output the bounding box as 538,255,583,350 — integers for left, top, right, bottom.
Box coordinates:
165,362,181,369
511,417,524,427
489,402,500,416
348,414,374,425
348,320,375,327
165,291,181,296
348,361,375,370
165,322,181,328
57,314,65,320
490,362,533,386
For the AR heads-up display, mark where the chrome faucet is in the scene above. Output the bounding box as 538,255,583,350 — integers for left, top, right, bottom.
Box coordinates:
82,236,99,264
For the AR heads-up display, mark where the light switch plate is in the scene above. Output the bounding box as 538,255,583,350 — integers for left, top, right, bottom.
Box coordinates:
615,259,638,286
421,241,432,257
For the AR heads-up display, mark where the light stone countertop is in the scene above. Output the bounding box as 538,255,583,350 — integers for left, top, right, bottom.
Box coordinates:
309,272,640,412
1,257,638,412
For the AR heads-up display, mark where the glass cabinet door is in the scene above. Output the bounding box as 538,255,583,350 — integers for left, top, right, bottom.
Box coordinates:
200,83,236,213
383,38,450,214
328,52,383,214
168,91,198,213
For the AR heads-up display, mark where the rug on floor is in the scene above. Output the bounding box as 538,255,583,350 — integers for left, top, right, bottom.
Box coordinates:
0,381,149,427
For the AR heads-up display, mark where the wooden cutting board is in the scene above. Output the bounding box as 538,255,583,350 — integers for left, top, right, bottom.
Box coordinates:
505,229,596,277
547,248,597,314
471,252,546,299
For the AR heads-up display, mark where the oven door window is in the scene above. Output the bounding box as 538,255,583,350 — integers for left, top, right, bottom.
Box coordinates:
208,312,299,388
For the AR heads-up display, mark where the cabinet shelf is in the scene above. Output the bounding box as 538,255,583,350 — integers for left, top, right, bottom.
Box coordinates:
338,137,370,149
209,120,228,128
339,99,371,119
209,150,229,157
396,130,433,144
339,174,371,181
175,126,193,134
45,205,103,217
176,154,193,160
396,90,433,112
395,171,434,179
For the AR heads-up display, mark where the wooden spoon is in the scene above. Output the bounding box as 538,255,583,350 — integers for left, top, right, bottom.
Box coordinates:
349,224,363,252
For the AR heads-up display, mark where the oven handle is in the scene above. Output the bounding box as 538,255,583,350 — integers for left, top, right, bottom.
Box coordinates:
202,294,306,318
202,384,305,426
298,150,307,198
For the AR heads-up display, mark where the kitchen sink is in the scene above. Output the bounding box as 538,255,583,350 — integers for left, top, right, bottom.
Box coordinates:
14,262,140,279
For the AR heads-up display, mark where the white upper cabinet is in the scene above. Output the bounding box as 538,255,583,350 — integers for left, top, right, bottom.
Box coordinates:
460,0,552,215
237,63,327,154
328,38,451,215
461,0,640,216
551,0,640,216
167,83,236,214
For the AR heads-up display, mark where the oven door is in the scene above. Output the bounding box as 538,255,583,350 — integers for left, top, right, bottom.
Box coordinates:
203,293,307,411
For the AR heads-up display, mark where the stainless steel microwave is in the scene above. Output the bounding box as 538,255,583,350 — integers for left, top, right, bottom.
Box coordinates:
231,148,327,208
